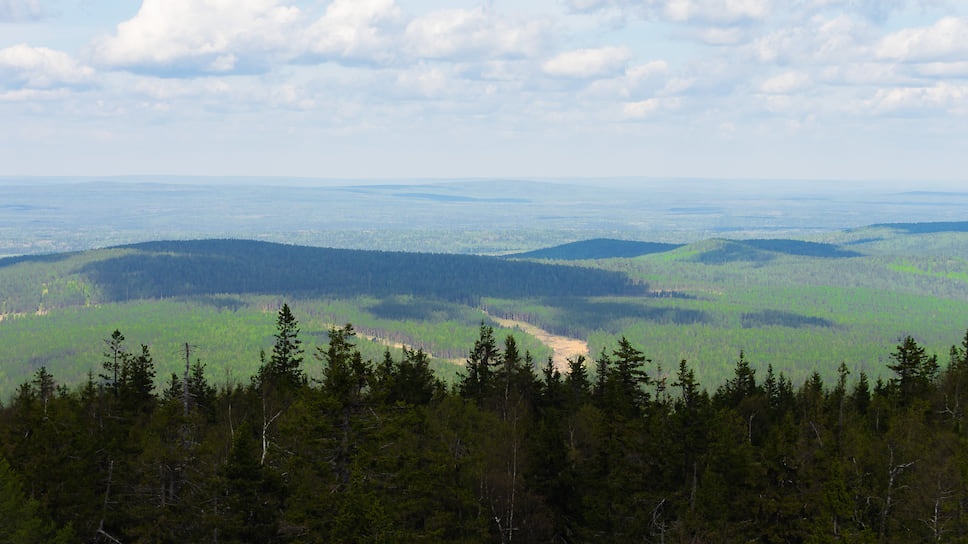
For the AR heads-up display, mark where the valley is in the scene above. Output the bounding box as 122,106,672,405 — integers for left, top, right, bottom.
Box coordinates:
2,220,967,399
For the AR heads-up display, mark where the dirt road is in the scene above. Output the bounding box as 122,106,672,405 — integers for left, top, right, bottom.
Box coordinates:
485,313,589,372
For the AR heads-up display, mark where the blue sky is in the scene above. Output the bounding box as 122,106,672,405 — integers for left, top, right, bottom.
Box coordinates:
1,0,966,182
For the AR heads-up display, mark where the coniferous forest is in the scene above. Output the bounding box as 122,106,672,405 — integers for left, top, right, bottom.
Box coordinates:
4,303,968,543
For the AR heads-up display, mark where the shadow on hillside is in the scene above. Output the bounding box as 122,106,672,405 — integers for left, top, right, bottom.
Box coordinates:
691,239,861,264
875,222,968,234
0,252,76,269
741,310,835,329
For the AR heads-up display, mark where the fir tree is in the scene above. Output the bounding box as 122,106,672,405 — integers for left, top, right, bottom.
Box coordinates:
259,303,305,389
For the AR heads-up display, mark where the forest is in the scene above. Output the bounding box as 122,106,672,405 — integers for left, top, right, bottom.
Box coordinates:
3,226,968,398
0,239,640,311
3,303,968,543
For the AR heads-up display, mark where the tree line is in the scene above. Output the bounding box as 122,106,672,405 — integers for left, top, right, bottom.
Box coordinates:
3,303,968,542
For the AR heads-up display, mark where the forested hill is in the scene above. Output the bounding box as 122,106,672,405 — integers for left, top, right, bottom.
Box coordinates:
0,239,642,312
508,238,682,260
869,221,968,234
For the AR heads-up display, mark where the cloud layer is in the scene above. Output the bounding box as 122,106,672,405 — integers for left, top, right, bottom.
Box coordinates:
0,0,966,179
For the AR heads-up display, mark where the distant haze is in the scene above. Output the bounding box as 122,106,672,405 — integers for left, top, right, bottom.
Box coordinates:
2,178,967,257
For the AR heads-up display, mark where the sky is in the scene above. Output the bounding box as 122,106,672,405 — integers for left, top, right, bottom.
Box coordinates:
1,0,967,182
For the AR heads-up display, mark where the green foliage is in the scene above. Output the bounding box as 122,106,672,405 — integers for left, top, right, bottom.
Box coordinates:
1,325,968,541
0,455,74,543
258,303,306,390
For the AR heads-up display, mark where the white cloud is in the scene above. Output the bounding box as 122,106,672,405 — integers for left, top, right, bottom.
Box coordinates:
0,88,68,101
0,44,95,88
760,71,810,93
622,96,680,118
693,26,749,45
302,0,403,62
865,82,967,114
395,64,452,98
565,0,610,12
819,62,910,86
623,97,660,117
750,15,871,64
586,60,668,98
404,6,549,60
626,61,669,80
876,16,968,62
915,61,968,78
661,0,772,24
564,0,771,24
90,0,302,74
0,0,44,22
543,46,630,79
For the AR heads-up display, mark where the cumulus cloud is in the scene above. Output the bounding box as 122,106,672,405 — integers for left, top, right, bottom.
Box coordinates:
806,0,923,24
760,71,810,93
586,60,668,98
302,0,403,63
89,0,302,74
865,82,967,114
750,15,871,64
543,46,630,79
0,44,95,88
661,0,772,24
404,6,549,60
0,0,44,22
692,26,749,45
0,88,68,101
876,16,968,62
622,96,679,119
915,61,968,78
564,0,771,24
394,64,453,98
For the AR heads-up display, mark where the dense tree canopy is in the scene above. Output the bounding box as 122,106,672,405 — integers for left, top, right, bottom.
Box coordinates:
3,305,968,543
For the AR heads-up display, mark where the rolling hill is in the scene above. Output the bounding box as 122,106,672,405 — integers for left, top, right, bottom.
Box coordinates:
2,224,968,399
507,238,682,260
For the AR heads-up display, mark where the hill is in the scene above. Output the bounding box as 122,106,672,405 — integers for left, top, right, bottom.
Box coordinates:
3,224,968,400
0,239,642,315
508,238,682,260
665,238,862,264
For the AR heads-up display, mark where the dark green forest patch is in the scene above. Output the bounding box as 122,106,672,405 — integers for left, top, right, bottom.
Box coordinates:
0,251,78,269
741,309,835,329
742,239,861,258
366,297,475,322
76,239,642,303
487,297,710,338
683,239,860,264
874,221,968,234
509,238,682,260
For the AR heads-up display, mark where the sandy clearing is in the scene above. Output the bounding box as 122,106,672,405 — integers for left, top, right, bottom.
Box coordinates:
485,312,589,373
324,317,589,372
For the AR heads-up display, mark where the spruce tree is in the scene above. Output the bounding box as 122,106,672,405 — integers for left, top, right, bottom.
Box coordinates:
458,323,499,401
260,303,305,389
100,329,126,397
